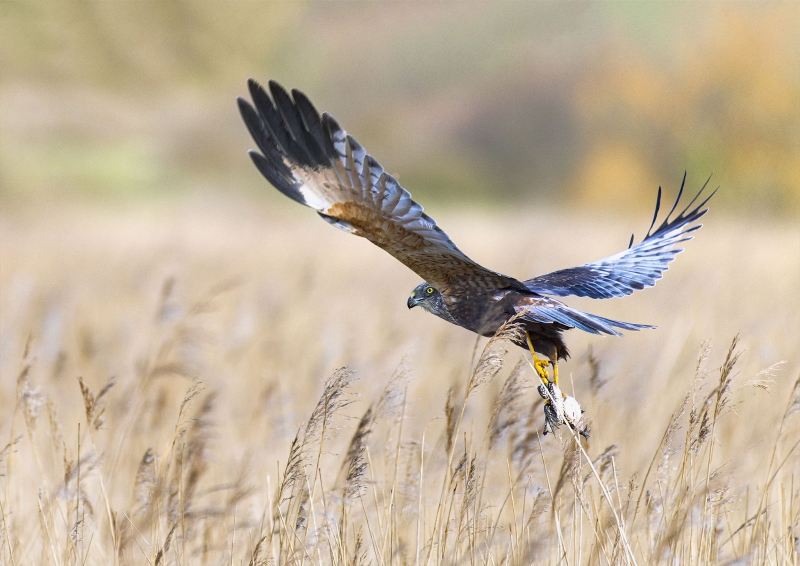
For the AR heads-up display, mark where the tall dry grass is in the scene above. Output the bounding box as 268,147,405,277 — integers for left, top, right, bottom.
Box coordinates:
1,199,798,565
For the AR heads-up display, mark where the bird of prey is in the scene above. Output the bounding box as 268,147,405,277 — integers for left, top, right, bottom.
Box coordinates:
237,79,715,434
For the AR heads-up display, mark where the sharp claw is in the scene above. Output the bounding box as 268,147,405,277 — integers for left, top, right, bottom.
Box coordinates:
533,359,550,382
526,334,552,384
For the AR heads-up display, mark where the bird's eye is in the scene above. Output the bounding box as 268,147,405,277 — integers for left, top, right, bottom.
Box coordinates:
426,287,434,295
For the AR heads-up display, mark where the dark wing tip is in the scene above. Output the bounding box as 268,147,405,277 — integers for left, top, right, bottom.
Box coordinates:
291,87,314,108
236,96,254,119
248,150,307,206
236,95,248,112
645,186,662,238
643,174,718,243
248,77,268,102
267,79,288,97
321,112,343,135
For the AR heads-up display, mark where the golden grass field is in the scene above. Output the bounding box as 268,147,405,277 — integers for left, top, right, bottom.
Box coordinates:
1,196,798,565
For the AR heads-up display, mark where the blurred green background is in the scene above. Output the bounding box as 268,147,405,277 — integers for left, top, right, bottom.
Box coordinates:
1,1,798,214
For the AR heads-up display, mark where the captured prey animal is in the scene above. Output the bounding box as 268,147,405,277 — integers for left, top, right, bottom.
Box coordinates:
237,79,716,436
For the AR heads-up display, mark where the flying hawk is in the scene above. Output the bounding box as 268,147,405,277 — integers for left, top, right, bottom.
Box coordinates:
237,79,715,434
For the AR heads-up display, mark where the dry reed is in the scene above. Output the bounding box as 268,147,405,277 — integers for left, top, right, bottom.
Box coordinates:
1,206,797,565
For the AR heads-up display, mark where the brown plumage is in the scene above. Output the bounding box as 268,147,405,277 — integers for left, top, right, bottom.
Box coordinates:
238,79,714,363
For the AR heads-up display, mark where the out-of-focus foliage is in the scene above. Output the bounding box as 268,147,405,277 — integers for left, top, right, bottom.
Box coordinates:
1,2,798,213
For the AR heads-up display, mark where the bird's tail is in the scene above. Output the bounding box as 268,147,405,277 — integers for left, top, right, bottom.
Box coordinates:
519,302,656,336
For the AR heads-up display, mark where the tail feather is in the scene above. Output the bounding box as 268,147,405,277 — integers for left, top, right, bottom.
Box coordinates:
518,302,655,336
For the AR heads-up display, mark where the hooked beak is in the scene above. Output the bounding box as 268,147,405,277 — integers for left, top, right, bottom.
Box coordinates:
407,295,418,309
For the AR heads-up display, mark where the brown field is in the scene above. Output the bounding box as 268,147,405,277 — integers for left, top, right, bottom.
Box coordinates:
1,198,798,565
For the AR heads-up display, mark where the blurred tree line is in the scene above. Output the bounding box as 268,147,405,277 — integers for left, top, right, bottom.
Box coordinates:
1,1,798,214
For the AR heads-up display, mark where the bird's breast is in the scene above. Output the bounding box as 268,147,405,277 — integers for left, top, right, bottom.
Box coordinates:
440,290,514,335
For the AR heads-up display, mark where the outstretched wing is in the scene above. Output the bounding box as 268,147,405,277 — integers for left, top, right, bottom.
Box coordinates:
238,79,526,294
524,174,716,299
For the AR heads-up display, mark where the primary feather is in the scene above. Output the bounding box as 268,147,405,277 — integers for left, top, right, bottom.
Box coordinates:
238,79,526,295
524,173,716,299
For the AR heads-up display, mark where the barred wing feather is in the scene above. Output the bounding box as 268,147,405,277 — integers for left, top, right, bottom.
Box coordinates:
238,79,526,294
524,174,716,299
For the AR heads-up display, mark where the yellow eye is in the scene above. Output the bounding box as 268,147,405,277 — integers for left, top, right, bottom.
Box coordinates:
426,287,434,294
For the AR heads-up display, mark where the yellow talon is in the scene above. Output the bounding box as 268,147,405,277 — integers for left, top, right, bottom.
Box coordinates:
551,359,560,388
526,332,551,385
534,358,550,382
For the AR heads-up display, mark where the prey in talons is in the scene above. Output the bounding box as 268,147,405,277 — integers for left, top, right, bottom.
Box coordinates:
537,382,590,439
527,331,590,438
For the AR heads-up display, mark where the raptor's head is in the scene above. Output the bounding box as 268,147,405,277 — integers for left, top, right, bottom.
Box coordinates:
407,282,441,312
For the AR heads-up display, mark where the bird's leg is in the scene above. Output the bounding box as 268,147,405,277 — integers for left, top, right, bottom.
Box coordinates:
525,332,551,385
526,333,567,435
525,330,563,395
551,359,560,388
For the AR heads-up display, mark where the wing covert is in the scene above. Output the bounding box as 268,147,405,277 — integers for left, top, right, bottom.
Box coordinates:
524,174,716,299
238,78,526,294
